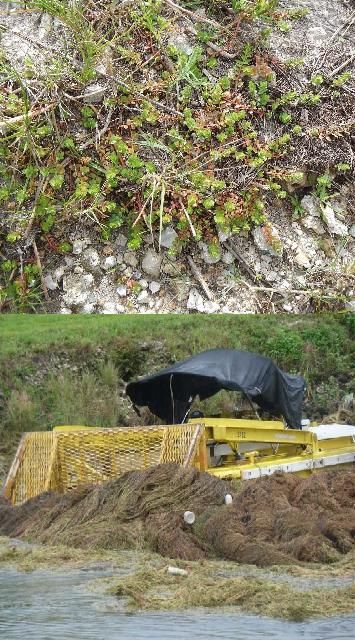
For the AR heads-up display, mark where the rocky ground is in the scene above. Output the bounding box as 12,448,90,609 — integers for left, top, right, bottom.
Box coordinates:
0,1,354,313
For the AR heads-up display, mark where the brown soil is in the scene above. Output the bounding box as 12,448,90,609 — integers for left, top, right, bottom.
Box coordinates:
0,464,354,567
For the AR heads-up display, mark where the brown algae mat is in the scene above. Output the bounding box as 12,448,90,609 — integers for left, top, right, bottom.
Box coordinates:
1,463,354,566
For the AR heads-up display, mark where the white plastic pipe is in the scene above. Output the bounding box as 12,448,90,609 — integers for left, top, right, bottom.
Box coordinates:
183,510,195,524
167,566,188,576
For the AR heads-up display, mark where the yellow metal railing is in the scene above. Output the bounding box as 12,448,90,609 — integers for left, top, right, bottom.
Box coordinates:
2,424,204,505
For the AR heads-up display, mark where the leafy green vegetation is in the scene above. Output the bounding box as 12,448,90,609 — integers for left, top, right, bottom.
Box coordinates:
1,0,354,309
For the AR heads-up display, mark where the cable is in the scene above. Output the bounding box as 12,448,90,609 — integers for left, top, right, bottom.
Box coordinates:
169,374,175,424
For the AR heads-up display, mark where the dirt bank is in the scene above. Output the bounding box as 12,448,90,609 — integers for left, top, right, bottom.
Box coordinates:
1,464,354,567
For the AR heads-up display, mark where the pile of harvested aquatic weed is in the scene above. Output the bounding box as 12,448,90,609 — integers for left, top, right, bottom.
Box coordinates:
1,464,354,566
106,562,355,620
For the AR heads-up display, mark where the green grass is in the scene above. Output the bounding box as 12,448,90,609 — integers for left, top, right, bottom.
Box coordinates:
0,313,353,362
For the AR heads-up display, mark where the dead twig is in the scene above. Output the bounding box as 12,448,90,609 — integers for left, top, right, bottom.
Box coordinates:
315,10,355,68
240,280,345,300
225,240,256,282
163,0,222,29
23,175,48,241
185,24,236,60
0,104,56,134
329,54,355,79
187,256,213,300
179,199,196,238
32,239,50,301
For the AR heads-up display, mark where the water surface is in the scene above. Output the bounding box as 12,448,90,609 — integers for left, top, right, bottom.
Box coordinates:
0,568,354,640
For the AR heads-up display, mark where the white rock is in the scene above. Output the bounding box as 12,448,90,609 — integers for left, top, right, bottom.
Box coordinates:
83,273,95,287
124,251,138,268
252,225,283,258
116,285,127,297
82,83,106,104
54,266,66,281
149,281,161,294
322,204,348,236
294,249,311,269
139,279,148,289
81,247,101,272
160,226,178,249
302,215,325,235
43,274,58,290
102,255,117,270
283,304,293,312
199,241,221,264
265,270,278,282
187,288,204,311
82,303,96,314
141,249,162,278
349,225,355,239
222,251,235,265
60,307,72,314
168,32,193,55
301,194,322,218
137,290,150,304
204,300,220,313
115,234,127,248
72,239,85,255
116,304,125,313
62,272,94,308
64,256,75,268
101,303,118,314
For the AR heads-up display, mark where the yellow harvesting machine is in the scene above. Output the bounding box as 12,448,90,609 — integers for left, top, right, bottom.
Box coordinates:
3,415,355,507
2,348,354,505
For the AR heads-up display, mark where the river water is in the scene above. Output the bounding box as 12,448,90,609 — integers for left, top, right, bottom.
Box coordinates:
0,568,354,640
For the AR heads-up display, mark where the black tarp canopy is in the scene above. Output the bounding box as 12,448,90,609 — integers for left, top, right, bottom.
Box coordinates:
126,349,306,429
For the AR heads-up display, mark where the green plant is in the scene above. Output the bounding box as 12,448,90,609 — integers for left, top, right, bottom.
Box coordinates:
4,390,37,432
311,74,324,87
316,174,332,202
248,79,270,107
332,72,351,88
289,195,305,219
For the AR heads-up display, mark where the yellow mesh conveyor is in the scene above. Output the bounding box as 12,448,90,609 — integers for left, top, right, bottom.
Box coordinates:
2,424,204,505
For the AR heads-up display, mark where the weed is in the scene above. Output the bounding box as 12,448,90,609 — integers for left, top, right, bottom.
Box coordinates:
316,174,333,203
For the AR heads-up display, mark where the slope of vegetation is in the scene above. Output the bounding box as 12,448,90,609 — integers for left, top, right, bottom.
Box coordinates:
0,0,354,310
